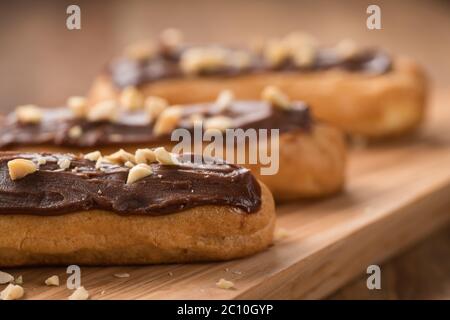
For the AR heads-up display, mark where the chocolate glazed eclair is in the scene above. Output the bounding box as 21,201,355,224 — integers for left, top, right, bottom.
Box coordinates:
0,150,275,267
89,30,427,138
0,88,347,201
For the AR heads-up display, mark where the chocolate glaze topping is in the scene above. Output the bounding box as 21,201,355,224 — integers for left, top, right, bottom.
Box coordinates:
0,152,261,215
109,46,392,88
0,101,311,149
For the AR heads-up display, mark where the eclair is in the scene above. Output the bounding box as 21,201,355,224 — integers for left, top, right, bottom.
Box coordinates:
89,30,427,138
0,88,347,201
0,150,275,267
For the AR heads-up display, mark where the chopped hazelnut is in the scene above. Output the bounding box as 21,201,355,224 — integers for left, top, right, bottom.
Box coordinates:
214,90,234,113
15,104,43,124
124,161,134,168
36,157,47,166
67,96,88,118
153,106,182,136
45,275,60,286
124,41,157,61
126,163,153,184
113,273,130,278
7,159,37,181
180,47,228,75
0,284,24,300
120,86,144,110
292,44,316,68
68,286,89,300
154,147,179,165
274,227,290,241
14,275,23,285
68,125,83,139
261,86,291,110
145,96,168,119
263,39,290,67
84,150,102,162
135,148,157,164
216,278,235,290
0,271,14,284
229,51,252,70
159,28,183,50
57,158,71,170
87,100,118,122
335,39,358,59
204,116,233,132
105,149,136,165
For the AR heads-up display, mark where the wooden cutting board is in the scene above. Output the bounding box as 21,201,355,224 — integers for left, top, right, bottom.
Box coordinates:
3,90,450,300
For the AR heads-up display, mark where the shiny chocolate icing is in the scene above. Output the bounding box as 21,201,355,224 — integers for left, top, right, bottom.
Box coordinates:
109,46,392,88
0,152,261,215
0,101,311,149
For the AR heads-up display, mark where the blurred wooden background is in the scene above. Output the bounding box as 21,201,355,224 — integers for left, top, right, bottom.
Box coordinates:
0,0,449,299
0,0,449,110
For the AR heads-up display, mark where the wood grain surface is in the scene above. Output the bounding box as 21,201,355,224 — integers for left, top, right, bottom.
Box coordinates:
1,90,449,300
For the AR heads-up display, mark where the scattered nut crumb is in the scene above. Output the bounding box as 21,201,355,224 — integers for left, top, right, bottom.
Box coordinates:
124,161,134,168
154,147,179,165
7,158,38,180
261,86,291,109
67,96,88,118
36,157,47,166
168,272,173,276
135,148,157,164
0,284,24,300
120,86,144,110
100,290,106,295
68,125,83,139
127,163,153,184
87,100,118,122
45,275,60,286
84,150,102,162
153,106,182,136
214,90,234,113
14,275,23,285
68,286,89,300
15,104,43,124
274,227,289,241
216,278,235,290
159,28,183,50
0,271,14,284
113,273,130,278
57,158,71,170
263,39,290,67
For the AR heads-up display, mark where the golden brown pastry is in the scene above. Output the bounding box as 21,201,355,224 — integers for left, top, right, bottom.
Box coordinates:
0,89,347,201
0,150,275,267
88,31,427,138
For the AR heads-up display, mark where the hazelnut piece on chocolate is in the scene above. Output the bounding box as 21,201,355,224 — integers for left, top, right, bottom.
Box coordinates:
57,158,71,170
261,86,291,110
153,106,182,136
135,148,157,164
68,286,89,300
87,100,118,122
0,271,14,284
159,28,183,51
154,147,179,165
68,125,83,139
214,90,234,113
180,47,228,75
15,104,43,124
7,159,37,181
204,116,233,132
145,96,168,119
126,163,153,184
105,149,136,165
335,39,359,59
0,284,24,300
263,39,290,67
120,86,145,111
67,96,88,118
84,151,102,162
